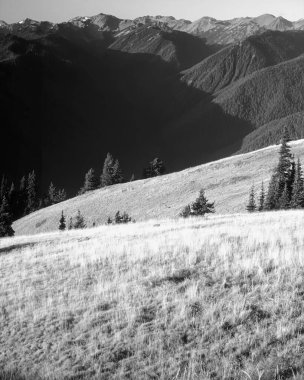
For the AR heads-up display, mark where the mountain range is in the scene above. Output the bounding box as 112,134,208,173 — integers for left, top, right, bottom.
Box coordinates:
1,12,304,194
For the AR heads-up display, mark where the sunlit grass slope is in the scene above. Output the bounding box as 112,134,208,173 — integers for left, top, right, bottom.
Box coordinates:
2,211,304,379
13,139,304,235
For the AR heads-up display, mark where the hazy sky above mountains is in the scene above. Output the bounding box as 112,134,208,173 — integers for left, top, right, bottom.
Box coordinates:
1,0,304,23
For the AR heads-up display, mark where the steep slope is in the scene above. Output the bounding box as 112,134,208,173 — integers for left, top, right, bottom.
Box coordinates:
13,140,304,235
268,16,293,31
214,54,304,128
109,25,217,70
182,30,304,93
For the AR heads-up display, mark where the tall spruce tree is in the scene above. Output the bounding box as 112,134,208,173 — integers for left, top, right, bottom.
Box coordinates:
291,159,304,208
246,185,256,212
0,196,14,237
258,182,265,211
25,171,38,214
276,127,293,197
59,211,66,231
265,128,293,210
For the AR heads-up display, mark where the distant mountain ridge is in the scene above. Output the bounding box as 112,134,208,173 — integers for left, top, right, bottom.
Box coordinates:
1,12,304,44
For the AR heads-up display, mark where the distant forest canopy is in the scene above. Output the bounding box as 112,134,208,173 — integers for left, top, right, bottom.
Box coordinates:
1,18,304,194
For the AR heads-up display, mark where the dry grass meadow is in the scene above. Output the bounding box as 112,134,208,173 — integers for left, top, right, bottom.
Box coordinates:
2,211,304,379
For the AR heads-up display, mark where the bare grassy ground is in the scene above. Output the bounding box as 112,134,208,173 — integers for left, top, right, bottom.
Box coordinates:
13,140,304,235
2,211,304,379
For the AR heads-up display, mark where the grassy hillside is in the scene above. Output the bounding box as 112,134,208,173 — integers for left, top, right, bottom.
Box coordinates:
13,139,304,236
3,211,304,379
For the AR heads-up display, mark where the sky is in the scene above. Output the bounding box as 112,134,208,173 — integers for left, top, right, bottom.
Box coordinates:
1,0,304,24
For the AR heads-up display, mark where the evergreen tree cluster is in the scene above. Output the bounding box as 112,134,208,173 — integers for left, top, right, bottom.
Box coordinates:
80,154,166,194
247,127,304,212
180,189,215,218
80,153,124,194
107,211,134,225
0,171,67,222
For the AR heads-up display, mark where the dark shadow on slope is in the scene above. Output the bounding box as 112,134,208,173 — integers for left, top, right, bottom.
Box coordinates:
0,32,253,194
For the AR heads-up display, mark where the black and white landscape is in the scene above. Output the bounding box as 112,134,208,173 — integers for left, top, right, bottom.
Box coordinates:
2,4,304,380
1,12,304,193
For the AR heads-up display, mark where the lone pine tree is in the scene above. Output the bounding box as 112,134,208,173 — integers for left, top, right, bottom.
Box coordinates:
0,196,14,237
180,189,215,217
59,211,66,231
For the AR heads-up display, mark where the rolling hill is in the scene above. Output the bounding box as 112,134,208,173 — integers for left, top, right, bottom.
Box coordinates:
3,211,304,379
13,139,304,236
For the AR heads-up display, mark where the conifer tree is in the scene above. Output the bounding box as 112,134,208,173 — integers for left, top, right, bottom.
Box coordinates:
143,158,166,178
290,159,304,207
0,196,14,237
278,183,290,209
0,175,7,201
56,189,67,203
112,160,124,184
59,211,66,231
48,182,56,205
68,217,74,230
246,185,256,212
8,183,18,220
276,127,293,197
181,189,215,217
73,210,86,229
258,182,265,211
101,153,115,187
130,174,135,182
25,171,38,214
81,168,98,194
265,174,279,210
18,176,27,218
